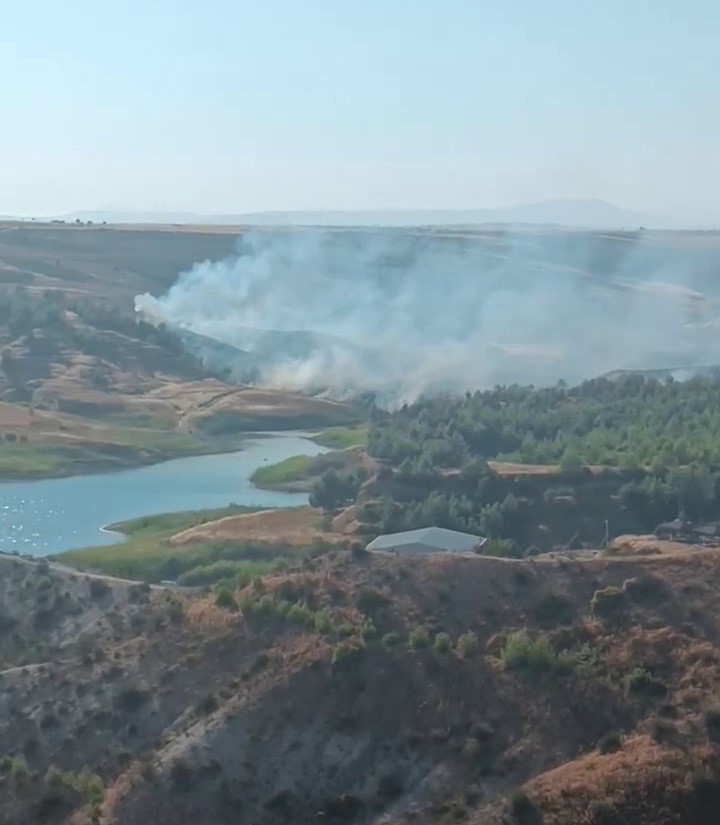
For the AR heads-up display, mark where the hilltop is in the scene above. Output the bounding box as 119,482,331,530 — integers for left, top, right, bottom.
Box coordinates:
1,546,720,824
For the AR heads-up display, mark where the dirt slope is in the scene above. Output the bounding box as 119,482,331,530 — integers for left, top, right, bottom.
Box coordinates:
99,549,720,825
3,547,720,824
168,507,344,547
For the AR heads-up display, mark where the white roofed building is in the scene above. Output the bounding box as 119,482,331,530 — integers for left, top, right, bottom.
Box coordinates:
365,526,486,556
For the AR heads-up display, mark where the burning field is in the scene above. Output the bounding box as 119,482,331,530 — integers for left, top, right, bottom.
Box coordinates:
136,226,720,405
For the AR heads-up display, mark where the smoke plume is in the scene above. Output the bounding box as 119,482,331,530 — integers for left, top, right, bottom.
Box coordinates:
135,228,720,405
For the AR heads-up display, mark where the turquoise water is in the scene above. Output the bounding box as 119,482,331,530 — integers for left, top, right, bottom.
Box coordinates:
0,433,329,556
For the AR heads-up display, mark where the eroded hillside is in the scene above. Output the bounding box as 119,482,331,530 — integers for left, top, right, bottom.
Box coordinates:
2,548,720,824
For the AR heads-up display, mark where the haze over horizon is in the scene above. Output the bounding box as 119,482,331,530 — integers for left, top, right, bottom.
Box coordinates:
3,1,719,225
3,198,677,230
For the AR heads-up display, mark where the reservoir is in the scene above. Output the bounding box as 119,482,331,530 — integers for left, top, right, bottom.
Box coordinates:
0,433,329,555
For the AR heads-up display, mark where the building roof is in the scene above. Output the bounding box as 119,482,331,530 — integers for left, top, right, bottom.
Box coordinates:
656,519,686,531
366,526,486,554
693,522,720,535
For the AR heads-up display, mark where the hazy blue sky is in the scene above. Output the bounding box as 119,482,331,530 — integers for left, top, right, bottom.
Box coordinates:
2,1,718,221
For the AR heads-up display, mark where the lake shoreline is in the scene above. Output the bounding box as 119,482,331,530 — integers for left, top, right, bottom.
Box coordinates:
0,433,332,556
0,431,286,484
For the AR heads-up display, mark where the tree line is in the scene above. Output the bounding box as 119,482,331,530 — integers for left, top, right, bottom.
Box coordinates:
310,376,720,554
368,376,720,470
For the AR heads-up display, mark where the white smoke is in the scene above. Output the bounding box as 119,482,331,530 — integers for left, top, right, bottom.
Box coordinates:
135,228,720,405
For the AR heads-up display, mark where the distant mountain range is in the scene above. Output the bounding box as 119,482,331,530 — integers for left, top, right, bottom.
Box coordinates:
44,199,673,229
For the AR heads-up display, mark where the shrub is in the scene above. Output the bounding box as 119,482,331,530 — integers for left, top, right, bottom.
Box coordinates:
462,736,481,760
286,602,315,627
705,706,720,743
381,631,401,649
170,758,194,791
456,631,478,657
331,639,364,667
45,765,64,788
597,731,622,754
361,621,378,642
588,800,616,824
115,685,150,713
323,792,362,818
590,587,627,620
336,621,357,638
128,583,150,604
350,541,367,560
501,630,556,672
532,592,574,625
691,769,720,808
357,587,390,613
622,574,665,603
196,693,219,715
624,666,666,697
214,585,238,612
434,632,452,653
88,578,111,599
66,769,104,806
40,711,61,729
140,761,156,782
377,773,403,800
573,643,604,678
409,627,431,650
509,789,535,818
241,594,281,621
483,538,519,558
166,598,185,624
313,609,335,635
11,755,29,784
647,716,677,744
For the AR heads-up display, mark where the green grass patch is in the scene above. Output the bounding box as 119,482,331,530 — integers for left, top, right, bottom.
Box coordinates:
251,454,320,487
0,444,74,476
0,426,246,480
310,426,368,449
250,451,347,490
106,505,258,538
56,504,332,584
0,443,158,478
